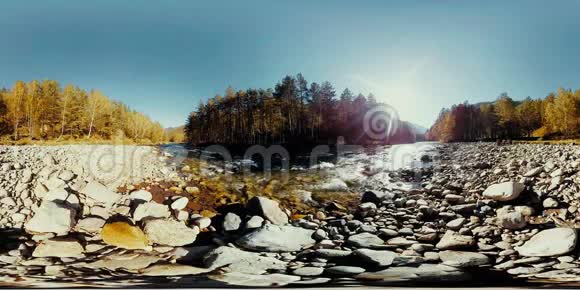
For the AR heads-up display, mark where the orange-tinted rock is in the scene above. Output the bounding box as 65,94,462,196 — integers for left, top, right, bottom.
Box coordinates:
101,222,148,249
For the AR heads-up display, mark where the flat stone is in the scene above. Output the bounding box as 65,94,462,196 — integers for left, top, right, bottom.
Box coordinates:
32,239,84,258
346,233,384,248
482,182,524,201
76,217,106,233
203,246,286,274
356,264,468,283
236,224,314,252
516,228,577,257
144,219,198,246
209,272,300,287
101,222,149,250
439,251,490,267
293,266,325,276
326,266,366,276
140,264,210,276
133,202,171,221
87,254,161,270
353,249,398,266
129,190,152,202
80,181,120,205
436,231,475,250
446,218,466,230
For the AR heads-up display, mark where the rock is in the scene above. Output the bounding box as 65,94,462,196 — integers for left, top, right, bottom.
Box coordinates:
87,254,161,270
356,264,468,283
387,237,416,246
32,239,84,258
446,218,466,230
58,170,75,181
444,194,465,204
133,202,171,221
209,272,300,287
140,264,210,276
144,219,198,246
361,191,385,204
171,196,189,210
482,182,524,201
516,228,577,257
1,197,16,207
524,167,542,177
76,217,106,233
223,212,242,231
204,246,286,274
439,251,490,267
171,246,215,263
315,249,352,258
24,201,76,235
236,224,315,252
80,181,120,205
346,232,384,248
293,266,325,276
436,231,475,250
313,229,328,240
247,196,288,225
326,266,366,276
497,211,526,230
185,186,200,194
101,222,149,249
550,168,563,177
129,190,152,202
354,249,398,266
193,217,212,229
542,197,559,208
245,215,264,229
21,168,33,183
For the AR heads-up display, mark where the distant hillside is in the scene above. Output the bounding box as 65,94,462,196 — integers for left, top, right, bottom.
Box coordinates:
165,126,185,143
408,122,428,135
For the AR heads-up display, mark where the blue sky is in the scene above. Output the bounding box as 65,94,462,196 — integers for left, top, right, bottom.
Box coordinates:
1,0,580,128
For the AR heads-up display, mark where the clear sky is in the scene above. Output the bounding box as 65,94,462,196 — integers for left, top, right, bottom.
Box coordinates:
1,0,580,128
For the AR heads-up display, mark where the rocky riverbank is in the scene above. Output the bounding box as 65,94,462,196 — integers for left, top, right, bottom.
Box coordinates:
0,143,579,287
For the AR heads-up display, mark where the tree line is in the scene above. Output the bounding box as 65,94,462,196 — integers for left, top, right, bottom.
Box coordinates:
427,88,580,142
0,80,165,143
185,74,418,146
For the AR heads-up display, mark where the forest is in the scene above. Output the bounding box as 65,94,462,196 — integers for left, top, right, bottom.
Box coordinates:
427,88,580,142
184,74,419,146
0,80,165,143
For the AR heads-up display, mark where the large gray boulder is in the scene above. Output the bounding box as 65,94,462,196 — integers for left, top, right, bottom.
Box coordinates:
482,182,524,201
516,228,577,257
203,246,286,274
236,224,315,252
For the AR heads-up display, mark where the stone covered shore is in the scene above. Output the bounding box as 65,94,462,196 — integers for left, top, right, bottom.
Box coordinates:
0,143,579,287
